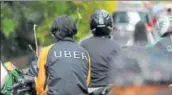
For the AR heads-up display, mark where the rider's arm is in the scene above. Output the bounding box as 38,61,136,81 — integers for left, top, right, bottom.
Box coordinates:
35,45,54,95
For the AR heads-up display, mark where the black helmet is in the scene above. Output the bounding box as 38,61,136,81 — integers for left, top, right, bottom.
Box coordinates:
50,15,77,40
90,9,113,36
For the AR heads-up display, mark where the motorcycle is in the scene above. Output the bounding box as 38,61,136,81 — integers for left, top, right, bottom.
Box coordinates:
1,61,36,95
1,60,112,95
2,60,172,95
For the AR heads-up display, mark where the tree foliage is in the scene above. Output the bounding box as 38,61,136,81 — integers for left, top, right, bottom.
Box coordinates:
0,1,117,61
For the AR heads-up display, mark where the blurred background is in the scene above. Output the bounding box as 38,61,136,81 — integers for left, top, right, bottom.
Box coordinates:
1,1,172,95
0,1,171,68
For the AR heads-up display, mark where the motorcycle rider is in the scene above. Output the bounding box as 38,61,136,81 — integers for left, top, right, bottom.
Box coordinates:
35,15,91,95
147,8,172,85
151,5,170,44
80,9,121,91
149,14,172,53
148,5,171,48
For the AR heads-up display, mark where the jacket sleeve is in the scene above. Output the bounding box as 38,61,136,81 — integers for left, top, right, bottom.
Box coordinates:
35,44,54,95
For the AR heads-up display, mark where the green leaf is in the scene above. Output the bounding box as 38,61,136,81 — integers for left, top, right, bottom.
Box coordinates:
2,18,17,37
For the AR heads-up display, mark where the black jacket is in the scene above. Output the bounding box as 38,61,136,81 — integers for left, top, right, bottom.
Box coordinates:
35,37,91,95
80,36,120,87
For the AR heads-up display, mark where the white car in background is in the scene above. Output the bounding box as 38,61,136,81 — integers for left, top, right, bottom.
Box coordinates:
112,9,151,46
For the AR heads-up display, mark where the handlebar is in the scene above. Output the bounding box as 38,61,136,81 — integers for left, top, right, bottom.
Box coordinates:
11,82,22,90
11,75,34,90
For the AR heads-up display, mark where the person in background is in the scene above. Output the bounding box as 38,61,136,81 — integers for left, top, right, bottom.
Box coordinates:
143,1,156,31
148,5,170,48
151,14,172,52
80,9,121,92
35,15,91,95
167,8,172,15
126,20,149,47
110,21,150,86
133,21,148,46
147,11,172,89
142,1,157,45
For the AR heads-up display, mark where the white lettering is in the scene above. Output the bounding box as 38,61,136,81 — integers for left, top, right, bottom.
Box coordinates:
82,53,88,60
54,51,62,57
64,51,72,57
73,51,80,58
54,50,88,60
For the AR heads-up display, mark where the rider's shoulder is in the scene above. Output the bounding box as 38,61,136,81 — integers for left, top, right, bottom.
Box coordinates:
41,44,55,53
79,35,92,45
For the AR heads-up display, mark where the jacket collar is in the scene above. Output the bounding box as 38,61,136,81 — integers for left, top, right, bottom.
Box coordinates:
58,37,75,42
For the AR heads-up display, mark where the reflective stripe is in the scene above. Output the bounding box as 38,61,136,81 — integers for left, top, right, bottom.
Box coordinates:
87,55,91,86
35,44,54,95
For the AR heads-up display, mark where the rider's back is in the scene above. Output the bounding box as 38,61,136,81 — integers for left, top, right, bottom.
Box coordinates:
35,15,90,95
80,36,120,87
45,38,90,95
